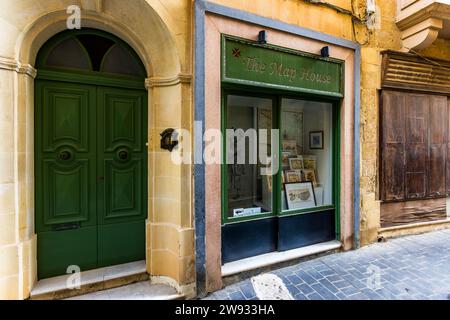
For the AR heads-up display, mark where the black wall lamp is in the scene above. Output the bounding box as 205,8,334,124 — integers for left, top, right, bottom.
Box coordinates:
258,30,267,44
160,128,178,152
321,46,330,58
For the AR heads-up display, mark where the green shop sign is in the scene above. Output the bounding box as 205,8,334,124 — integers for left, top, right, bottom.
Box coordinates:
222,36,344,97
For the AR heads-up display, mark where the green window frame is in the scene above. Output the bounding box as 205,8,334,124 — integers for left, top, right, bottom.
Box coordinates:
221,88,341,228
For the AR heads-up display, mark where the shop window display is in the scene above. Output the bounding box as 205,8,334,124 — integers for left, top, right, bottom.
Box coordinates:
224,95,334,222
280,99,333,212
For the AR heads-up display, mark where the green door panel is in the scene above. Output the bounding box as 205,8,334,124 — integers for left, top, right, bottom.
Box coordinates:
97,220,146,268
104,160,144,220
96,87,147,226
37,227,97,279
42,160,90,225
36,81,147,279
35,81,97,233
96,87,147,267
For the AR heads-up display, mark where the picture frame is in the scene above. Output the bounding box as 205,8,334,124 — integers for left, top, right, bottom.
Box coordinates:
289,157,304,170
285,182,316,210
302,169,318,186
281,151,292,168
285,170,302,183
303,155,317,171
282,140,298,155
309,131,324,150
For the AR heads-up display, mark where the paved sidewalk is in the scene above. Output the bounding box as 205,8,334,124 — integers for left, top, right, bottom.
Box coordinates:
204,229,450,300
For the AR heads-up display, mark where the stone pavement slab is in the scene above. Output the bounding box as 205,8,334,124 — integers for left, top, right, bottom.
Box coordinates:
204,230,450,300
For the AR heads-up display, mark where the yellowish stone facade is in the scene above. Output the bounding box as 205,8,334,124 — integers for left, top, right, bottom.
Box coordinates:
1,0,449,299
0,0,194,299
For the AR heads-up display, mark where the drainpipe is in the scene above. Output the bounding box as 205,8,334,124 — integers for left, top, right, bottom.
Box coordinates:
353,45,361,250
353,0,376,250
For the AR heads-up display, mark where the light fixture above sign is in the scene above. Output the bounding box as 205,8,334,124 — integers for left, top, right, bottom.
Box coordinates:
258,30,267,44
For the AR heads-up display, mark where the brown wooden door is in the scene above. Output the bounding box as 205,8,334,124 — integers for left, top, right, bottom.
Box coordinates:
381,91,449,202
381,91,405,201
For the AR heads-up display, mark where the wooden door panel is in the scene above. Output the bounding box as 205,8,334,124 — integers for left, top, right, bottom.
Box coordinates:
382,92,405,144
404,94,428,200
42,88,91,152
381,91,405,201
36,82,97,232
96,87,147,267
405,144,426,172
448,99,450,193
405,95,427,144
42,160,90,225
104,159,144,220
97,87,147,226
382,143,405,201
429,96,447,144
103,94,143,152
405,173,426,199
429,144,446,196
35,81,97,279
405,144,426,199
428,96,448,197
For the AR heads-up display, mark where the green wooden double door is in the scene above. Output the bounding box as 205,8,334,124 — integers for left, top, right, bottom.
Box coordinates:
35,80,148,279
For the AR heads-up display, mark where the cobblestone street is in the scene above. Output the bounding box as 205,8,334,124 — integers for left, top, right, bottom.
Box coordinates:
204,230,450,300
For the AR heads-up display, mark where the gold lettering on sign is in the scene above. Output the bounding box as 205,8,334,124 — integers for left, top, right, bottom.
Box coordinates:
241,55,333,85
269,62,296,82
300,69,332,84
244,57,267,73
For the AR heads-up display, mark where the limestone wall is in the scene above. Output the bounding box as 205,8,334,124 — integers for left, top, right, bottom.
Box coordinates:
0,0,194,299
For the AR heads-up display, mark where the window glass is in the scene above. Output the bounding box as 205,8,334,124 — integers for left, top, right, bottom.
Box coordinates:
280,99,333,212
226,95,274,219
45,38,91,70
101,44,145,77
76,34,115,71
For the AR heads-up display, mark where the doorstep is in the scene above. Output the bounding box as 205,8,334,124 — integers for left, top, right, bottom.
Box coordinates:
379,218,450,239
221,240,342,283
30,260,149,300
65,282,185,300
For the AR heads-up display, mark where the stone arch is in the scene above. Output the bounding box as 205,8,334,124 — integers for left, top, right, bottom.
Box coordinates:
0,0,192,299
16,1,182,78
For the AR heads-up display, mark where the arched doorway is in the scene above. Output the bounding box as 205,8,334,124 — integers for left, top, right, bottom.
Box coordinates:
35,29,148,279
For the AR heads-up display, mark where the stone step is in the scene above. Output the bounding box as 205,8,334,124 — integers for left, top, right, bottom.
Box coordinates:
30,261,150,300
65,282,185,300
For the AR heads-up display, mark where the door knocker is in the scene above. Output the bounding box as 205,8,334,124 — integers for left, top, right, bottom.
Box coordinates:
160,128,178,152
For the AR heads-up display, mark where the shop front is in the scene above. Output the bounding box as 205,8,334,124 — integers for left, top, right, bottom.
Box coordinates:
220,36,343,263
196,4,361,294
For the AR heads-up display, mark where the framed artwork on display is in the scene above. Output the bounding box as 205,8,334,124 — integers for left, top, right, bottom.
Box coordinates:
302,169,317,186
310,131,324,150
289,157,304,170
285,182,316,210
285,170,302,183
282,140,298,155
303,155,317,171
